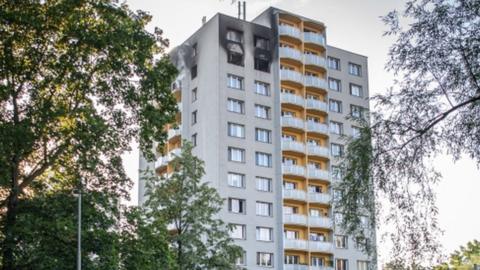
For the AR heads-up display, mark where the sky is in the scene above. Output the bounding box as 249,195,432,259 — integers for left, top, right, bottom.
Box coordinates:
122,0,480,263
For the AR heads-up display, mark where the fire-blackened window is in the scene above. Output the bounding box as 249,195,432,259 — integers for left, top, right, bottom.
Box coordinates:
226,29,243,43
227,43,244,66
254,55,270,72
191,65,197,79
254,36,270,50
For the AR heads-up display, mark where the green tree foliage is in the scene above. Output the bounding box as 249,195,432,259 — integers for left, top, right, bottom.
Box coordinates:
0,0,178,268
144,141,243,270
435,240,480,270
336,0,480,266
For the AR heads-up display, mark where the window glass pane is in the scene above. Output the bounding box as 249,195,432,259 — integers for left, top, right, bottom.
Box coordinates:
256,202,272,216
256,177,272,192
227,74,243,89
230,224,245,239
228,173,244,188
255,81,270,95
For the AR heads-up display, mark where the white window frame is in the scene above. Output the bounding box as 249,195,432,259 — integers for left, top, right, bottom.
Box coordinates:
227,74,244,89
256,177,272,192
228,172,245,188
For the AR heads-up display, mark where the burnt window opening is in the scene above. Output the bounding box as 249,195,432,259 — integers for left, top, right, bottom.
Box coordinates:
254,36,270,51
191,65,197,79
226,29,243,43
227,43,244,66
254,55,270,73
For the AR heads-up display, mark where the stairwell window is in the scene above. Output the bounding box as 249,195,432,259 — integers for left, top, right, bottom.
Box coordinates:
227,74,243,89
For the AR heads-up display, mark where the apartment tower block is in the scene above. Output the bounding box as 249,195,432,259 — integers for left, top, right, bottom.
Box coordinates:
139,6,373,270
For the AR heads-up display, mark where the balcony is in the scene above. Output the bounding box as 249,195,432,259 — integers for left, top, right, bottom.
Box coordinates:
281,69,303,85
281,93,304,108
309,216,333,229
304,54,327,68
306,98,327,112
284,264,309,270
284,214,308,226
282,164,306,177
284,238,307,250
306,121,328,135
176,102,182,113
279,25,302,40
171,80,182,94
309,241,334,253
308,192,331,204
311,266,335,270
303,32,326,47
282,139,305,153
281,116,305,130
155,148,181,170
308,168,330,181
283,188,307,201
304,76,327,90
280,47,302,62
167,127,181,140
307,144,329,158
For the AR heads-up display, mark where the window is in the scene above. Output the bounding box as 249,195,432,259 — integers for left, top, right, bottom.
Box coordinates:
228,172,245,188
330,121,344,135
328,77,341,91
192,43,197,57
331,166,343,180
328,56,340,70
349,62,362,76
355,237,371,251
256,227,273,241
308,185,323,193
228,147,245,162
236,250,246,266
256,201,273,216
227,43,244,66
350,83,363,97
228,122,245,138
255,104,270,119
191,110,197,125
191,65,197,79
331,143,344,157
257,252,273,267
226,29,243,43
335,235,348,249
283,206,298,214
284,230,299,239
191,133,197,146
228,198,246,214
352,126,361,138
255,81,270,96
254,56,270,72
255,152,272,167
336,259,348,270
230,224,246,239
227,74,243,89
285,255,300,264
357,261,369,270
256,177,272,192
284,181,297,190
329,99,342,113
227,98,244,114
254,36,270,50
255,128,272,143
350,105,364,118
312,257,326,267
310,232,326,242
335,212,344,225
191,88,198,102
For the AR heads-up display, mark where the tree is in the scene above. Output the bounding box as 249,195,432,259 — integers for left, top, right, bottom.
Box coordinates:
435,240,480,270
144,141,243,270
0,0,177,268
336,0,480,266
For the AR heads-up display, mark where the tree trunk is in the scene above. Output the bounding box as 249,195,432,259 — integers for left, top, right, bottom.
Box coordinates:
2,175,19,270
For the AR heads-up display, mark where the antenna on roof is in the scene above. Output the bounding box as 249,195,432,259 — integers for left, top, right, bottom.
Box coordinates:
229,0,246,20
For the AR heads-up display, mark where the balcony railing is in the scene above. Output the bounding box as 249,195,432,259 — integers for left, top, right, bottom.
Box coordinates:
306,98,328,112
167,127,181,140
284,238,307,250
304,76,327,89
309,216,333,229
281,116,305,130
283,188,307,201
280,47,302,62
306,121,328,134
281,93,304,107
279,25,302,39
307,144,329,158
311,266,335,270
284,214,307,226
304,54,327,68
308,168,330,181
309,241,334,253
308,192,331,204
171,80,182,93
284,264,309,270
155,148,181,170
303,32,326,46
281,139,305,153
281,69,303,84
282,164,306,177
